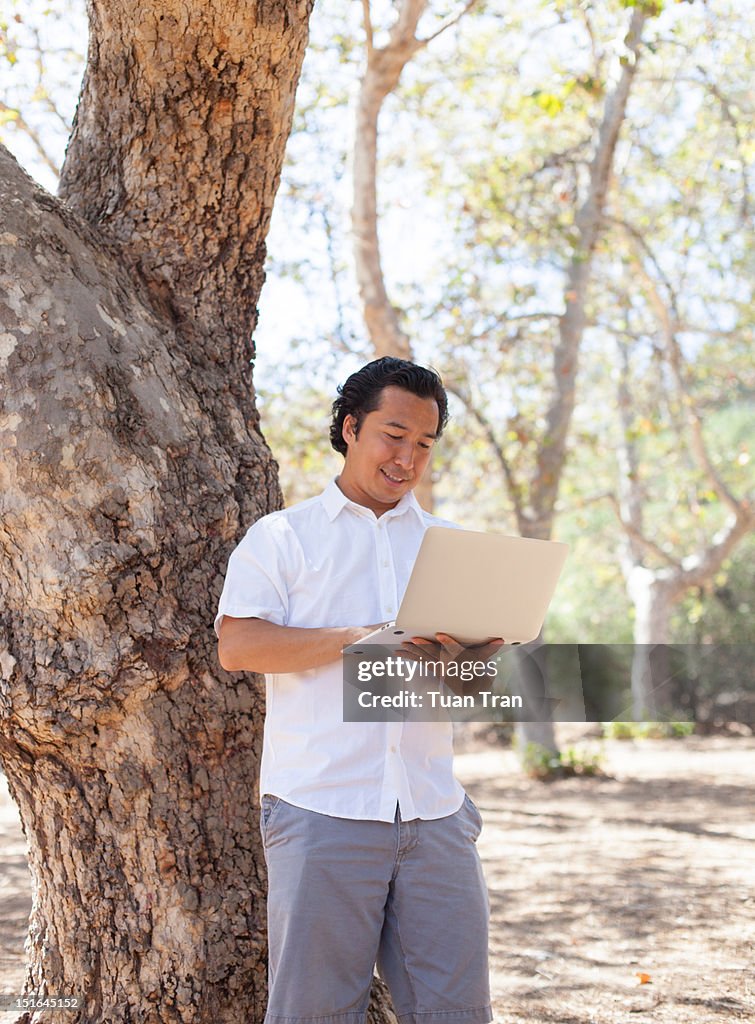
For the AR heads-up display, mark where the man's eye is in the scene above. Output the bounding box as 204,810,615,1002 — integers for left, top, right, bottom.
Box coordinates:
419,442,431,450
386,434,402,441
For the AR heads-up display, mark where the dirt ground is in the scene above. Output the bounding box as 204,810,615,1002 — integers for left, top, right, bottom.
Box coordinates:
1,733,753,1024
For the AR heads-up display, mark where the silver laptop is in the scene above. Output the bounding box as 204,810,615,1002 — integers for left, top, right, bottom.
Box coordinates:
344,526,568,651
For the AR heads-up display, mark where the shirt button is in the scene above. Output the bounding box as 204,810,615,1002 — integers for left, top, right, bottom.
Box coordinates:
390,745,397,753
382,560,389,568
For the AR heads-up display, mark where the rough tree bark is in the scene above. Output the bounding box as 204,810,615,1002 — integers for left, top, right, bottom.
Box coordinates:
0,2,315,1021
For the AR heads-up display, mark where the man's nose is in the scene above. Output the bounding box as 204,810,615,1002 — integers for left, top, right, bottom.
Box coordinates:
393,441,414,470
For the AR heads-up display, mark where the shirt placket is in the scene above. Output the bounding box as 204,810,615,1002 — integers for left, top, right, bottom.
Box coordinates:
375,516,397,622
376,516,415,820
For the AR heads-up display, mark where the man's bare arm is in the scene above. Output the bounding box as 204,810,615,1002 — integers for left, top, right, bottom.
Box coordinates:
217,616,380,674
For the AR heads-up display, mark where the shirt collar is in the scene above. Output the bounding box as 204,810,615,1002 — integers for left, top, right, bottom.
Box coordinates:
320,478,425,524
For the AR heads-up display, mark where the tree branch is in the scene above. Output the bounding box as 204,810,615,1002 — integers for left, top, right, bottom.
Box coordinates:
361,0,374,57
604,494,683,571
530,5,648,535
416,0,480,49
352,0,429,358
676,508,754,591
615,339,648,566
615,216,747,517
696,67,750,222
0,102,60,178
445,381,528,531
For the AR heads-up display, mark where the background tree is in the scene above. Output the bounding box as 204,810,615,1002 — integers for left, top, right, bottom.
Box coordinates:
561,1,754,714
0,2,316,1021
415,0,649,754
609,232,752,715
350,0,477,509
0,0,85,180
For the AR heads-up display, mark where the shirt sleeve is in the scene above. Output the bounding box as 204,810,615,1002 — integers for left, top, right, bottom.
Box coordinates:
214,516,290,636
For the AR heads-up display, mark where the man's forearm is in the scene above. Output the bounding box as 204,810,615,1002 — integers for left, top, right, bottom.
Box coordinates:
218,616,375,674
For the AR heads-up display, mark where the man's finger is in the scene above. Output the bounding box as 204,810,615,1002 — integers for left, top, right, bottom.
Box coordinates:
435,633,465,658
395,645,423,661
481,637,506,652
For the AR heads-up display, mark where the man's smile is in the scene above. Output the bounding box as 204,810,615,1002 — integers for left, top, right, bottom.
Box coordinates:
381,468,411,485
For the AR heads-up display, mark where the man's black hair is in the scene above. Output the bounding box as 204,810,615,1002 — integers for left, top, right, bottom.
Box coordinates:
329,357,449,456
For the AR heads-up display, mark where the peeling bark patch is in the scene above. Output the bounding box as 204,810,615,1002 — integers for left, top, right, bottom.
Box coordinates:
0,648,17,679
0,413,21,432
0,331,18,368
60,444,77,470
96,303,128,337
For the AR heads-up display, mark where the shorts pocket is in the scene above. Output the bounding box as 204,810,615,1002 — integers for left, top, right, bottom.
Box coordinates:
260,794,282,842
463,792,484,839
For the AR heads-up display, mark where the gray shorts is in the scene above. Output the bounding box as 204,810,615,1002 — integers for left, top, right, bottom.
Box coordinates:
259,794,492,1024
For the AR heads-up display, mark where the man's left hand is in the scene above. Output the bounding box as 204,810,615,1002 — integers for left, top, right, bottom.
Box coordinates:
395,633,506,696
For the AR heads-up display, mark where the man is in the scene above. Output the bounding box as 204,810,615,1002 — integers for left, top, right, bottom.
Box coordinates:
216,357,497,1024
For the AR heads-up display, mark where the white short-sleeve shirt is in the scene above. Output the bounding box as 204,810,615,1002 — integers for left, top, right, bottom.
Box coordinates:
215,479,465,822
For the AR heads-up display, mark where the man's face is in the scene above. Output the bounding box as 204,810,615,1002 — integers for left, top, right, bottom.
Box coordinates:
338,385,439,516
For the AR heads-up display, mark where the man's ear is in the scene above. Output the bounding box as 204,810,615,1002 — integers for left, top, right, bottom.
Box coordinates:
342,414,357,447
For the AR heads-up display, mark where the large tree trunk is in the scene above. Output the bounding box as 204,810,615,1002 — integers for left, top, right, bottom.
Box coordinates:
0,2,313,1021
528,5,647,539
627,570,677,718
